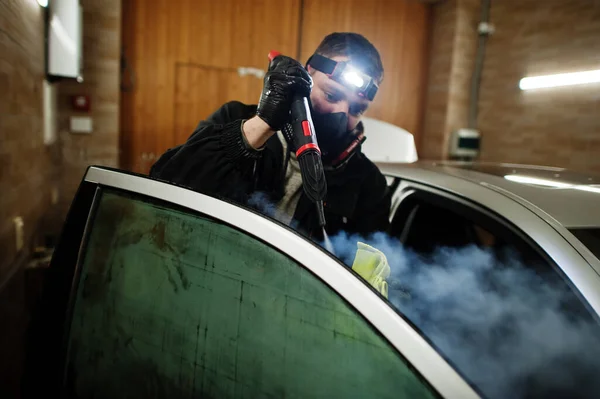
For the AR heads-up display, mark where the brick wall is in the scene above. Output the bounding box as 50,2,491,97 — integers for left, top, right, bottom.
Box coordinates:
0,0,59,283
0,0,120,284
447,0,479,143
1,1,120,393
57,0,121,215
422,0,600,174
420,0,457,158
478,0,600,173
421,0,480,159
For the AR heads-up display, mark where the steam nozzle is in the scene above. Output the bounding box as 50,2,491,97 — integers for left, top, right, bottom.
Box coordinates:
296,150,327,225
316,200,326,228
270,52,327,229
287,92,327,228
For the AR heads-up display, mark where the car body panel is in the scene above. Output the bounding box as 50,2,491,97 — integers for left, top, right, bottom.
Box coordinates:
377,162,600,319
418,161,600,228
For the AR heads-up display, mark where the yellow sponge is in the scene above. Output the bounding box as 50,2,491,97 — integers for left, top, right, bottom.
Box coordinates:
351,242,390,298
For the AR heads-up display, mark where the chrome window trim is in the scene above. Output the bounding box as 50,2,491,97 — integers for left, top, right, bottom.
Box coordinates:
84,167,478,399
381,166,600,318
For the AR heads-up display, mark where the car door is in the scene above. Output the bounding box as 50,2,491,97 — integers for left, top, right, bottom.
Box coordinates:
23,167,476,399
384,177,600,399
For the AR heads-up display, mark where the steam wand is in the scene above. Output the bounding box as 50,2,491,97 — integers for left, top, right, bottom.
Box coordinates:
268,51,327,227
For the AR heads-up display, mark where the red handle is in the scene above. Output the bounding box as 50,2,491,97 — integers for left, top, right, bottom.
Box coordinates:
268,50,281,61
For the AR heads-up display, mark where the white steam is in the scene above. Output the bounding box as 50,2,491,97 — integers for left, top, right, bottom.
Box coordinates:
324,231,600,399
247,192,299,230
245,192,600,398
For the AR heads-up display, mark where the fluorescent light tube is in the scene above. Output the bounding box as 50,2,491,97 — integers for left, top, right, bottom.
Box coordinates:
519,70,600,90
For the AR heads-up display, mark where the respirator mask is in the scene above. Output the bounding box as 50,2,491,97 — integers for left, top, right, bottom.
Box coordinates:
310,111,363,166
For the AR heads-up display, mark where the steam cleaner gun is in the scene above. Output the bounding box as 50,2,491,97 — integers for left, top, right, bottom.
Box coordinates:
268,51,327,228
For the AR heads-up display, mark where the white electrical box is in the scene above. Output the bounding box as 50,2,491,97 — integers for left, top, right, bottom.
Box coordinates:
70,116,93,133
48,0,83,81
449,128,480,158
43,80,58,145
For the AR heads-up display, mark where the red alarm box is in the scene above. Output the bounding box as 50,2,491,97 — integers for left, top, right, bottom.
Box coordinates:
71,95,90,112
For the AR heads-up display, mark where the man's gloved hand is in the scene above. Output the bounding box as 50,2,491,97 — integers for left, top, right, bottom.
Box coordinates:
257,55,312,131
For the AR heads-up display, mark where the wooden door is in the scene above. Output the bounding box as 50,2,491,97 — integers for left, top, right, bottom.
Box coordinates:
120,0,430,174
121,0,301,173
174,66,265,145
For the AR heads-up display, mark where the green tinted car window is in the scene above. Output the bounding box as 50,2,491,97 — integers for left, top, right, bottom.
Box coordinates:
66,189,437,398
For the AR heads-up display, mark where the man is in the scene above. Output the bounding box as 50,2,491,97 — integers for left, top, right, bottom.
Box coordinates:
150,32,390,240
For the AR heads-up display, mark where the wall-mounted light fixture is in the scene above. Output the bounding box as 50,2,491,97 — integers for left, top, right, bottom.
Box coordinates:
37,0,49,7
519,69,600,90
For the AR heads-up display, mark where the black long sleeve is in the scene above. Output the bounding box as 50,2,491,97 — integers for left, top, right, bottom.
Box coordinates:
354,163,391,235
150,101,261,201
150,101,391,238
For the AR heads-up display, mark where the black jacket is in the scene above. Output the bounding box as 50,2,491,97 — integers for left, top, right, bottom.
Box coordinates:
150,101,391,240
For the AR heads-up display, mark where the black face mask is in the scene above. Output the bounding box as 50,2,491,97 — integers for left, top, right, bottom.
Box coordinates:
311,112,355,164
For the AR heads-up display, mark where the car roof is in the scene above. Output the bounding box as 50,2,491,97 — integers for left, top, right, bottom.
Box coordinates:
378,161,600,229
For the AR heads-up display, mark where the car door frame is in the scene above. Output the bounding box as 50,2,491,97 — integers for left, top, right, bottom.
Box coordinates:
25,166,479,399
384,167,600,319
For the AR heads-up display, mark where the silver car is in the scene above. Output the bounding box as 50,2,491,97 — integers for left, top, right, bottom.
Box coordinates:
25,163,600,398
379,161,600,398
380,161,600,304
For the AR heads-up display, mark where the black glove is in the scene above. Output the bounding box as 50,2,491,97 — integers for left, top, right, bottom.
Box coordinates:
256,55,312,131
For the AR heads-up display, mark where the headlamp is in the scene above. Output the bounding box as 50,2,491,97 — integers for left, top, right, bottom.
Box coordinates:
308,54,379,101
